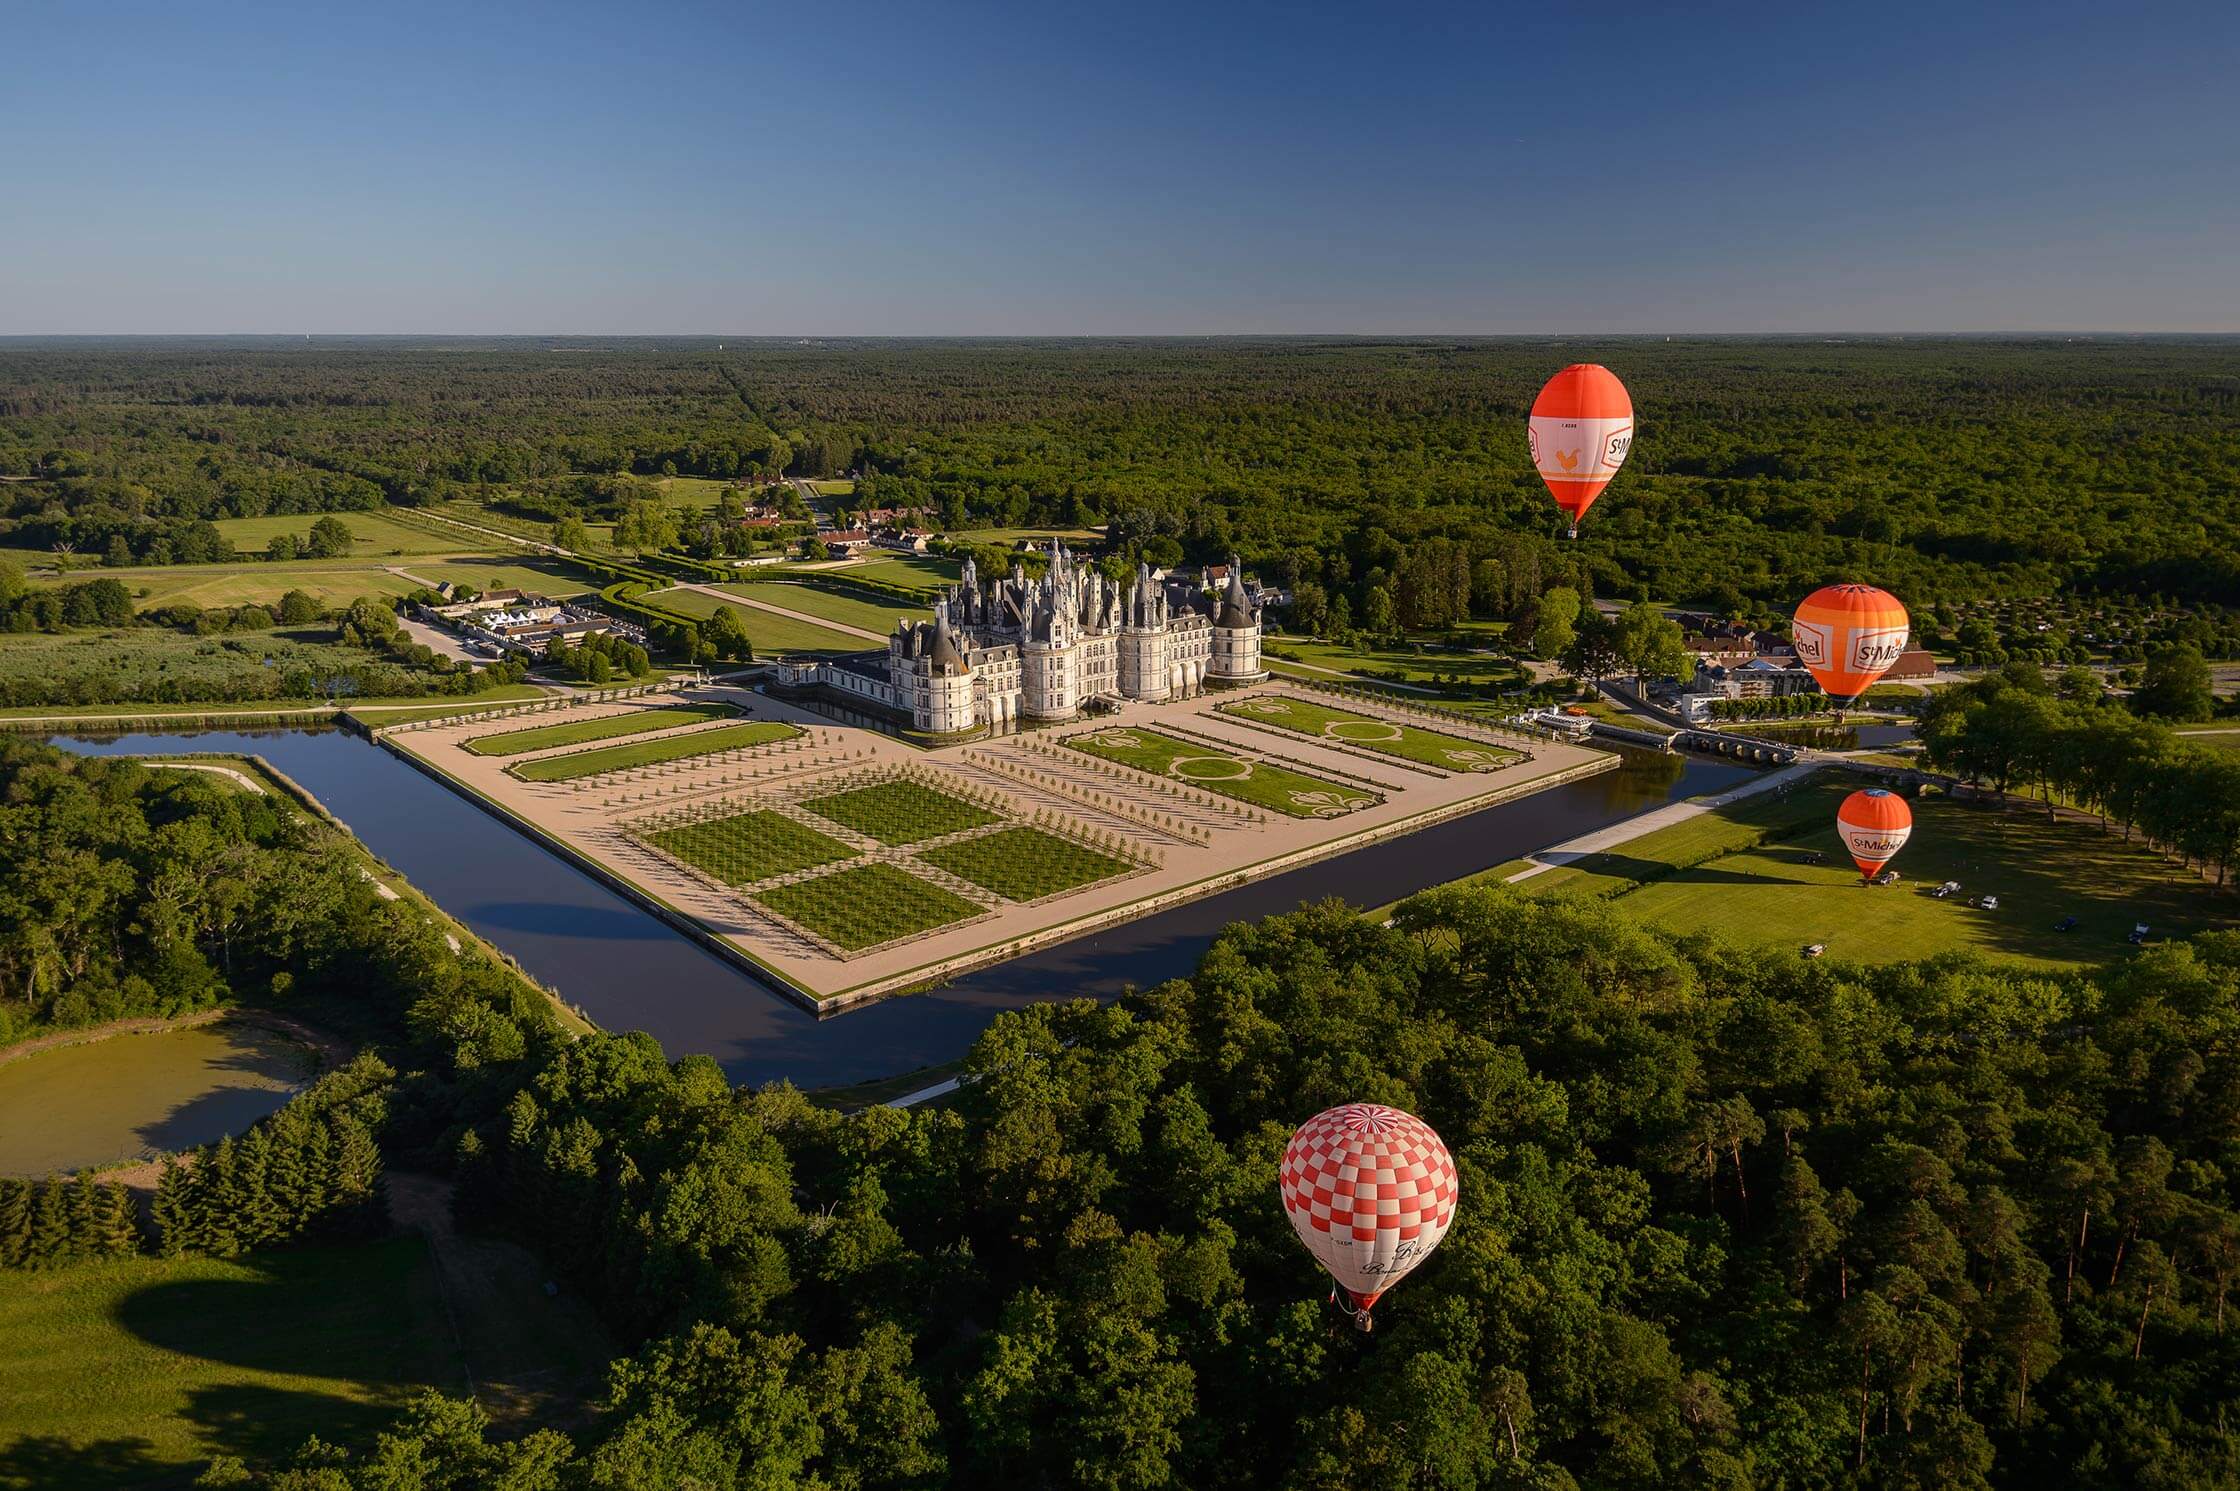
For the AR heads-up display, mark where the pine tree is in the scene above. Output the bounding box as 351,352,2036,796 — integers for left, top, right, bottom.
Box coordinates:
151,1157,193,1257
198,1137,243,1258
97,1183,141,1257
232,1128,281,1249
27,1176,71,1268
0,1178,30,1268
68,1173,107,1260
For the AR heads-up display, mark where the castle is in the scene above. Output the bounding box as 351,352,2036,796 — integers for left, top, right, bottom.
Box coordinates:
782,543,1265,733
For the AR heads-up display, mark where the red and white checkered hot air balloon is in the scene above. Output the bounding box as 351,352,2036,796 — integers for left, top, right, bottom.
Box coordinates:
1279,1102,1459,1331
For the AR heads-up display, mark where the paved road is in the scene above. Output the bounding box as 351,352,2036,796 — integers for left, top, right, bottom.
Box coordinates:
1506,761,1823,882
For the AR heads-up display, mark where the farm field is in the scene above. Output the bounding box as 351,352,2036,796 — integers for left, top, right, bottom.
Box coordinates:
643,806,860,883
0,1239,459,1483
839,555,960,593
916,826,1136,901
507,719,800,782
1521,774,2227,972
1065,725,1379,818
464,703,732,756
636,586,868,652
754,862,984,951
720,581,930,631
1219,694,1521,771
802,778,1000,845
208,511,469,557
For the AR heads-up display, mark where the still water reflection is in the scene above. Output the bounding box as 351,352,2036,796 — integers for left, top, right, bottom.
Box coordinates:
52,729,1755,1089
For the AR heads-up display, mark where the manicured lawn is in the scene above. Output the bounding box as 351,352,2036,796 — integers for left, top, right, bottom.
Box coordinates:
946,527,1101,545
209,511,471,557
841,556,960,593
464,704,732,756
801,779,1000,846
1523,774,2229,972
754,862,984,950
637,587,870,653
1065,726,1378,818
0,1240,460,1483
90,563,429,611
1219,694,1520,771
508,720,800,782
917,826,1136,901
644,808,859,884
720,582,930,632
1264,633,1528,694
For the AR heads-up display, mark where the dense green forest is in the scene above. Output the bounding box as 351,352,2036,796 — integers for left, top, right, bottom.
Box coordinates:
9,738,2240,1488
2,337,2235,624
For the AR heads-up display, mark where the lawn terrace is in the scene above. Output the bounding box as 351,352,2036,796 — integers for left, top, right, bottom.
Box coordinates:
508,720,800,782
753,862,988,953
464,704,733,757
916,825,1141,902
1218,694,1521,772
1063,725,1378,818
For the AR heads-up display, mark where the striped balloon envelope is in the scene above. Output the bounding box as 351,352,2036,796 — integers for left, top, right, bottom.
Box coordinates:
1837,788,1913,880
1279,1102,1458,1330
1529,364,1634,536
1791,583,1911,706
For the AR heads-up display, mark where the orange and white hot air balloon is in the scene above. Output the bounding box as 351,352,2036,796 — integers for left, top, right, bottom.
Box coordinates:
1529,364,1634,537
1279,1102,1458,1331
1836,788,1912,882
1791,583,1910,711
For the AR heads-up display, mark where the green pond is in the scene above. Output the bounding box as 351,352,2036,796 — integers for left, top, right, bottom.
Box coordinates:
0,1020,320,1177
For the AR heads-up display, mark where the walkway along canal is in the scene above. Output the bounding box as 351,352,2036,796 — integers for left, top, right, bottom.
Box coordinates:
49,726,1759,1090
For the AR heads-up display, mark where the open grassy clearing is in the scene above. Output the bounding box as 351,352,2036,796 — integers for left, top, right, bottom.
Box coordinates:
916,826,1136,901
809,480,857,497
1065,726,1378,818
403,556,593,600
636,587,869,652
946,527,1102,545
837,555,960,593
720,582,930,631
507,719,800,782
84,564,430,611
208,511,474,557
801,779,1000,846
1522,775,2228,972
643,807,860,884
463,703,732,756
1219,694,1521,771
0,1239,459,1483
1264,633,1529,694
753,862,984,951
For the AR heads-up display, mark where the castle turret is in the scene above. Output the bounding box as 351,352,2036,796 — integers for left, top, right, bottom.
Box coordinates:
915,600,977,734
1206,555,1265,686
1117,562,1173,702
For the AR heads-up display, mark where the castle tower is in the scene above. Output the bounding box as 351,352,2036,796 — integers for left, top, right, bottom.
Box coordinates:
917,600,977,734
1207,555,1265,686
1117,562,1172,702
1019,567,1080,720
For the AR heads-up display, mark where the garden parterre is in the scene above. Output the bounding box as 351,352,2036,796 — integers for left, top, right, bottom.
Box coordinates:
1063,725,1378,818
753,862,986,951
507,719,799,782
1217,693,1522,772
464,704,733,756
915,826,1138,902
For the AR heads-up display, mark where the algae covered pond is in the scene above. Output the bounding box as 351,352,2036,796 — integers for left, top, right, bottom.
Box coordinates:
0,1019,320,1177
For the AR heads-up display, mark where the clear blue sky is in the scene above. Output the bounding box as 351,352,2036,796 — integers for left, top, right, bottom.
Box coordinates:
4,0,2234,334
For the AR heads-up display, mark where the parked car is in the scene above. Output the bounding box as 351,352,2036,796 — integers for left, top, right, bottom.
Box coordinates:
1803,943,1827,958
1931,881,1961,899
2130,922,2151,945
1873,869,1901,886
2054,916,2078,933
1976,894,1999,910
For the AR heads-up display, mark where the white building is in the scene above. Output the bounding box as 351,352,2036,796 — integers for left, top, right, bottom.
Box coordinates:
775,542,1263,733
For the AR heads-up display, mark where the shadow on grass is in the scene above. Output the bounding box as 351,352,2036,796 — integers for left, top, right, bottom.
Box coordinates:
0,1434,166,1491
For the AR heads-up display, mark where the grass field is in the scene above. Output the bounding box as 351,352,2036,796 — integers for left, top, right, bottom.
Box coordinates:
0,1239,459,1484
401,557,593,601
754,862,985,950
1219,695,1521,772
463,704,732,756
637,587,869,653
946,527,1101,545
89,564,428,612
839,556,960,593
1522,775,2228,972
208,512,470,557
1265,634,1528,694
1065,726,1378,817
720,582,930,632
507,719,800,782
917,826,1136,901
644,807,859,884
801,779,1000,846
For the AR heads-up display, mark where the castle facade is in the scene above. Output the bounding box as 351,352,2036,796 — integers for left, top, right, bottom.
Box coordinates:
778,543,1264,734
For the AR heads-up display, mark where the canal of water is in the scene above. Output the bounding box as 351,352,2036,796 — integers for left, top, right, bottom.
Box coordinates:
51,728,1758,1089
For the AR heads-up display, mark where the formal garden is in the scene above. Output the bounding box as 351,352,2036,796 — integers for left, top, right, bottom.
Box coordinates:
462,703,733,757
751,862,987,952
506,720,800,782
915,825,1139,902
1063,726,1379,818
1217,693,1522,771
799,777,1002,846
640,807,860,885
